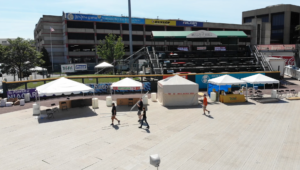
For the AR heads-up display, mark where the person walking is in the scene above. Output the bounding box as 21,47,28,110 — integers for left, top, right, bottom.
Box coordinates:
111,103,120,125
139,107,149,129
203,94,210,115
137,98,143,122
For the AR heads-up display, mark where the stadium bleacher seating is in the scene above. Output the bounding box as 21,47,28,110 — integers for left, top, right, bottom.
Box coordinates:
156,45,262,74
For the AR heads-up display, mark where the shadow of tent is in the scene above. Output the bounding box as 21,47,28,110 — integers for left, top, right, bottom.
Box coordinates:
116,105,148,112
38,107,98,124
223,101,256,106
249,98,289,104
164,105,201,110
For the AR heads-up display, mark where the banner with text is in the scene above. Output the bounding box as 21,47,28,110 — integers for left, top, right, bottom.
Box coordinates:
176,21,203,27
7,89,37,99
66,13,145,24
145,19,176,26
257,45,295,51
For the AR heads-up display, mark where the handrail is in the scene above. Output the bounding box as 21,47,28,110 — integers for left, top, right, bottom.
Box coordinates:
95,47,147,74
254,45,273,71
123,47,146,61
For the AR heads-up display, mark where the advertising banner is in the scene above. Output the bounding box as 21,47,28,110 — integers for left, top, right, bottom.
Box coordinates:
257,45,295,51
145,19,176,26
177,47,189,51
197,47,206,50
176,21,203,27
61,64,75,73
195,73,265,89
66,13,145,24
86,82,151,93
186,30,217,38
75,64,87,70
272,56,295,65
215,47,226,51
7,89,37,99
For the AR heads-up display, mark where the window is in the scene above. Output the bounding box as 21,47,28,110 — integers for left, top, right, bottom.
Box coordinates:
122,24,144,31
166,26,184,31
271,13,284,44
96,23,120,30
146,35,152,41
68,33,95,40
192,27,207,31
290,12,300,44
67,21,94,29
145,25,165,31
257,14,269,23
2,41,7,44
244,16,254,23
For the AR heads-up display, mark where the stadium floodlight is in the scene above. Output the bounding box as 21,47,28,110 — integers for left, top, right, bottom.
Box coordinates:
150,154,160,169
128,0,133,56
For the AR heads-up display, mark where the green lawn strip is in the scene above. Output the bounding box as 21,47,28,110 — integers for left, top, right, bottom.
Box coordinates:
9,76,141,90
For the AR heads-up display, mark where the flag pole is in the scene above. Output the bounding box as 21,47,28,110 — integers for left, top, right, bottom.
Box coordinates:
50,28,54,72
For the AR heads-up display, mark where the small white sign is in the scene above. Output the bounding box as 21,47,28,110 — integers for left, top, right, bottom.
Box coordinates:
187,30,217,38
89,78,93,80
61,64,75,73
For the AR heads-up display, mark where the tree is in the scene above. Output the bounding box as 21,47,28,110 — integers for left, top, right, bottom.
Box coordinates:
0,38,44,80
97,34,125,63
41,46,52,70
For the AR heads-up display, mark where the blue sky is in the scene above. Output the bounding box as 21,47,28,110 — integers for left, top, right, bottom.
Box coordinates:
0,0,299,39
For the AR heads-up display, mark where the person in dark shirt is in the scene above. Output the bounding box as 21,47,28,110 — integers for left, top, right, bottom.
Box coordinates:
136,98,143,122
139,107,149,129
111,103,120,126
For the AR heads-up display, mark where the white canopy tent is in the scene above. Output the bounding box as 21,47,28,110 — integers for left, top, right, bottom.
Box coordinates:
95,62,113,68
95,62,114,74
110,78,143,101
36,77,94,97
241,74,280,89
30,66,47,72
157,75,198,106
208,75,247,101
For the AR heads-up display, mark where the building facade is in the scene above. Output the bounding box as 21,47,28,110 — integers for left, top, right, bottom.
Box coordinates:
34,13,253,69
242,4,300,44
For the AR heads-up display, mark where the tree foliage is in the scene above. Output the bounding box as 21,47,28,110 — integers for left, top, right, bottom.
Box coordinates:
0,38,44,80
296,25,300,31
41,46,52,70
97,34,125,63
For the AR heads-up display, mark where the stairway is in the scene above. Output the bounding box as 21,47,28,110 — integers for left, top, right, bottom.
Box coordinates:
251,45,273,71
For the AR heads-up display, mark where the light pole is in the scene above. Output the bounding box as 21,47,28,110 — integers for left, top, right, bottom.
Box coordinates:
128,0,133,56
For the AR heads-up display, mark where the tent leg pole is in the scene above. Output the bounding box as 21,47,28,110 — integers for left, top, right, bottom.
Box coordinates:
219,85,220,102
246,84,248,101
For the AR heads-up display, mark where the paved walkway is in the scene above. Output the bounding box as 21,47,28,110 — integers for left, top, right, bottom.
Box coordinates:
0,92,300,169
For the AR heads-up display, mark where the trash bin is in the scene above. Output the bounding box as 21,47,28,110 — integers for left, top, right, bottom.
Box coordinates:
106,96,112,107
143,96,148,105
210,92,216,102
151,93,157,102
33,103,40,116
20,99,25,106
92,98,98,109
271,90,277,98
24,93,30,102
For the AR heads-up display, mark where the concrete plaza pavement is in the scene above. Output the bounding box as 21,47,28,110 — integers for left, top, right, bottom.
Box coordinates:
0,92,300,169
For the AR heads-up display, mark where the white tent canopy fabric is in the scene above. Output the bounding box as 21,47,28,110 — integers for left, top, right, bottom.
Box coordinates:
208,75,246,85
241,74,279,84
111,78,143,90
30,66,47,71
157,75,198,106
95,62,113,68
36,77,94,96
